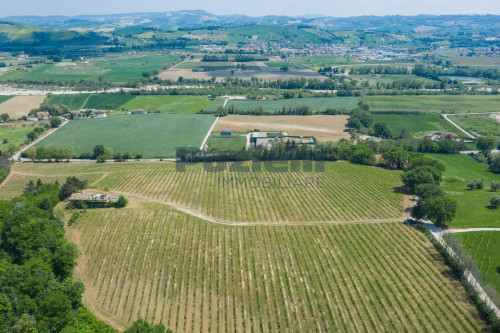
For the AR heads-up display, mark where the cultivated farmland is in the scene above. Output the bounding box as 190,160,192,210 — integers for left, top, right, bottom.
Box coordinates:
0,161,406,223
447,113,500,139
66,208,487,332
454,231,500,294
48,94,212,113
206,97,360,113
34,114,216,158
121,95,212,113
214,115,350,141
365,95,500,113
0,95,45,118
371,114,461,137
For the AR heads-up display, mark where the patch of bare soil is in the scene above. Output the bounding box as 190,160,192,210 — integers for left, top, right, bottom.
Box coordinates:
0,95,46,119
214,115,350,141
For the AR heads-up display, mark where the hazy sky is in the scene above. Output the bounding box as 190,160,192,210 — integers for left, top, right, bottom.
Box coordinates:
2,0,499,17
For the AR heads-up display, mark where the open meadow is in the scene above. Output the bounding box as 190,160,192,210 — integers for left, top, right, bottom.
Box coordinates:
0,95,45,118
0,124,37,152
427,153,500,228
34,114,216,158
65,206,487,332
214,115,349,141
365,95,500,113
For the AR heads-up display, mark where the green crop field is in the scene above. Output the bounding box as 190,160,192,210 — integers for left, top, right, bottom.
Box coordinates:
205,134,247,151
454,231,500,293
0,96,13,104
82,94,137,110
371,114,461,137
264,62,294,68
207,97,360,113
365,95,500,113
48,94,213,113
448,114,500,139
0,161,405,223
48,94,91,110
121,95,213,113
175,61,236,70
34,114,216,158
0,54,181,83
427,153,500,228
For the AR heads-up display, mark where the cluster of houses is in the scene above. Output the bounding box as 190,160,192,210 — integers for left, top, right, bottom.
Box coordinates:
70,109,108,118
26,112,51,121
426,131,458,141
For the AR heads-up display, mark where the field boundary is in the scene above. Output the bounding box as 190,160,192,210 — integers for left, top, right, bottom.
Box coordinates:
424,222,500,318
200,116,219,150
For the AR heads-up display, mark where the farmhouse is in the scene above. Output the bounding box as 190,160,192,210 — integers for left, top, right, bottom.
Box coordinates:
251,132,269,148
131,109,145,115
36,112,50,120
66,192,118,208
26,115,38,121
92,110,107,118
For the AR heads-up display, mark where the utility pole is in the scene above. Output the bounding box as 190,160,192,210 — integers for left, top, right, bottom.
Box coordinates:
194,189,198,209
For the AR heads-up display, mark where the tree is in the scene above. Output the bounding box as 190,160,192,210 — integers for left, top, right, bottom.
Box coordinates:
0,113,9,122
467,181,476,190
399,129,411,140
476,136,496,156
411,203,426,221
26,147,37,161
401,166,440,192
490,195,500,208
347,117,361,130
373,122,392,138
381,147,414,169
124,318,170,333
50,117,62,128
489,155,500,174
414,183,443,200
114,195,128,208
421,195,457,227
492,181,500,192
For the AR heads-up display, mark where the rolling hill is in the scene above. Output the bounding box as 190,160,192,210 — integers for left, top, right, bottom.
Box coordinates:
0,20,105,46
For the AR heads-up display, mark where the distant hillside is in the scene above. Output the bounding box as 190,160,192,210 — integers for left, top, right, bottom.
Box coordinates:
0,21,105,46
3,11,500,34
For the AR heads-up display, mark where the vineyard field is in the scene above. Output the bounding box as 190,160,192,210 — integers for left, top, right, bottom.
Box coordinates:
66,207,487,332
454,231,500,293
0,161,406,223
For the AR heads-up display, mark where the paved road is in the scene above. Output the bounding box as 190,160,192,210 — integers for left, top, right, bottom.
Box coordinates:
11,117,69,160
